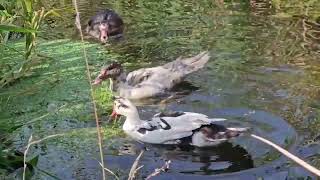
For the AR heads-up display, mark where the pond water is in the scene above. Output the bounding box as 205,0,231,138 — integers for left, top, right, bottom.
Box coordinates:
1,0,320,179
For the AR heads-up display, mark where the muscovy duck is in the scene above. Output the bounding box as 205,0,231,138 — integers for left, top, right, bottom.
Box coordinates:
111,97,249,147
93,51,210,99
86,9,124,43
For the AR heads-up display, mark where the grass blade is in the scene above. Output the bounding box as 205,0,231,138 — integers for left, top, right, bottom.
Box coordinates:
0,24,37,33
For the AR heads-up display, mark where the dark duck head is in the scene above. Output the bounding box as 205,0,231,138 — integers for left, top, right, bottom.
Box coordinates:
86,9,124,43
93,62,123,85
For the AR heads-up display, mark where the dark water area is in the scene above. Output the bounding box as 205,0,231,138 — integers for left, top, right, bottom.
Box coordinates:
1,0,320,179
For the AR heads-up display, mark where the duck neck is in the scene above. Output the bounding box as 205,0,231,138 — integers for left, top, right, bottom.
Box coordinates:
125,110,142,125
109,72,127,91
123,110,143,132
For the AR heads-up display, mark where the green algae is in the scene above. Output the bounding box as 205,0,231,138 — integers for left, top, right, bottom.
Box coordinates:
0,38,125,178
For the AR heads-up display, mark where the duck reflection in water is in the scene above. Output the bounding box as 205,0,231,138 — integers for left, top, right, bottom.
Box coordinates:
119,141,253,175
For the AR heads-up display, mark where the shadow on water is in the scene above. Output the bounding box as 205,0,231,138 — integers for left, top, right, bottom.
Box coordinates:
1,0,320,179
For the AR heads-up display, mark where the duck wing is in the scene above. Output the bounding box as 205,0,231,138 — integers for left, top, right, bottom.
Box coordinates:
122,52,210,99
126,68,156,86
162,51,210,77
119,68,171,99
127,52,210,88
126,66,177,91
135,112,226,144
118,83,165,99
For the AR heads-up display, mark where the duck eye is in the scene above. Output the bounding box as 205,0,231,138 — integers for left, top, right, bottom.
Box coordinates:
118,103,129,109
122,104,129,108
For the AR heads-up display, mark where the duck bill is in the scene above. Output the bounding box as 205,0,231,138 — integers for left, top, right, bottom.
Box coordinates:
99,24,109,43
93,76,103,85
110,108,118,120
93,71,109,85
100,32,108,43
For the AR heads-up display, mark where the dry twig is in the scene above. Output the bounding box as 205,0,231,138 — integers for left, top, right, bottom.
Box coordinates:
128,150,145,180
23,133,65,180
98,162,120,180
72,0,106,179
251,134,320,177
145,160,171,180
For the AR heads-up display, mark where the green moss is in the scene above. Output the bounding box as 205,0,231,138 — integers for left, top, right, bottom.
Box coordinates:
0,38,128,177
102,123,126,139
93,82,114,114
0,38,125,151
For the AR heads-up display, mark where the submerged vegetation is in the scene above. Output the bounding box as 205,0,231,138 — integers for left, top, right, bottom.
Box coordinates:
0,0,319,179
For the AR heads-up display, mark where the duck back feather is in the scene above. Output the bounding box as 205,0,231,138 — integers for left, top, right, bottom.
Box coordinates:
163,51,210,76
192,125,249,147
96,52,210,99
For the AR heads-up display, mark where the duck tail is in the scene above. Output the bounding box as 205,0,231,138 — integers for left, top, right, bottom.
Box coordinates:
179,51,210,74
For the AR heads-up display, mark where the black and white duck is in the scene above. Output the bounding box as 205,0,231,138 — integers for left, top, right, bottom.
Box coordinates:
111,97,249,147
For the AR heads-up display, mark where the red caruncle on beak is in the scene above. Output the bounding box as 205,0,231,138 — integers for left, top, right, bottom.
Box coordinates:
111,106,118,120
92,68,108,85
99,23,108,42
